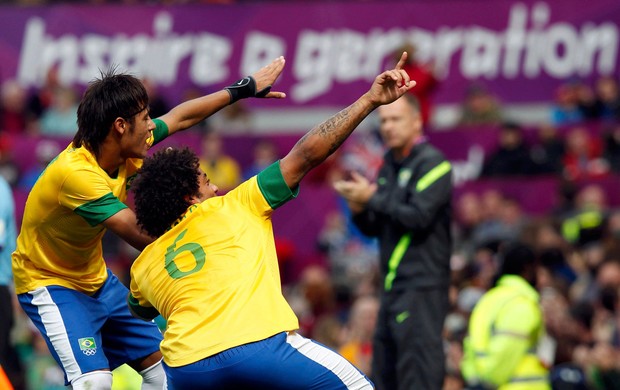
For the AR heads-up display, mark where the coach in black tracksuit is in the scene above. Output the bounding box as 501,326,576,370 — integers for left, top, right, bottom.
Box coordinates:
334,93,452,390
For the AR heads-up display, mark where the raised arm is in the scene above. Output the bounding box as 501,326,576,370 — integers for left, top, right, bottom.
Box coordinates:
158,56,287,135
279,52,415,189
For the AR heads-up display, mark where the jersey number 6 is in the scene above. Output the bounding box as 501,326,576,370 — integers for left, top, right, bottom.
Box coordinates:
164,229,206,279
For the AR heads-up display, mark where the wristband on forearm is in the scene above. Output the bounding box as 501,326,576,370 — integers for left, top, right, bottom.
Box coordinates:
224,76,272,104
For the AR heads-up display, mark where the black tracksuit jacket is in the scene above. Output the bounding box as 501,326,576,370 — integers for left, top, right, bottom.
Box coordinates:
352,141,452,291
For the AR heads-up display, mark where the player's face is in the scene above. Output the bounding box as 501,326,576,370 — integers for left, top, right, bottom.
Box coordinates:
195,169,219,202
377,98,422,153
121,108,155,159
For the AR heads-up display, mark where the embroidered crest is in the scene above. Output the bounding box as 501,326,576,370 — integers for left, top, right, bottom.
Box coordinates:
78,337,97,356
398,169,412,187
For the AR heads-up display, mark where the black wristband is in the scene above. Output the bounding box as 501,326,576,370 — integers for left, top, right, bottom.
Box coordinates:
224,76,272,104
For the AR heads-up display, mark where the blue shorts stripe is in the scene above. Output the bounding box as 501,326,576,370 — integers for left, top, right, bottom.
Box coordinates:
17,271,163,385
163,332,373,389
285,332,373,389
21,287,83,381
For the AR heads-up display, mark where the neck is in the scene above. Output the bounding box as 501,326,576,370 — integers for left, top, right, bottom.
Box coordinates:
97,138,123,175
394,134,425,160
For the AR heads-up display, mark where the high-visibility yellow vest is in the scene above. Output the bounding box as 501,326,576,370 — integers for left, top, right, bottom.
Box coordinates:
461,275,550,390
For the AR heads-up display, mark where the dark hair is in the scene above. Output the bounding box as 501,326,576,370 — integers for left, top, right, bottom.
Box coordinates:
499,242,537,276
132,147,201,237
74,67,148,158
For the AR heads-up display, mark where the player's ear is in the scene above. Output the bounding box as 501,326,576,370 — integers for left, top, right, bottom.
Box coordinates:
184,194,200,205
113,117,127,135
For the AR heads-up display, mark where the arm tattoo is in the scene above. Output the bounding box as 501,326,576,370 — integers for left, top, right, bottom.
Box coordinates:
293,98,374,173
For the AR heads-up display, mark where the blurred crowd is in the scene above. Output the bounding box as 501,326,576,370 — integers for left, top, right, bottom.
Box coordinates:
2,55,620,389
1,0,364,5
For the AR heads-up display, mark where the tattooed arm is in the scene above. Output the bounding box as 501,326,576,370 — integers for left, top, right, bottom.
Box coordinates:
279,52,416,189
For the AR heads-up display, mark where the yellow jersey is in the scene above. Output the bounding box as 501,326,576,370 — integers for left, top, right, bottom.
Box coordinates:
129,162,299,367
12,119,169,295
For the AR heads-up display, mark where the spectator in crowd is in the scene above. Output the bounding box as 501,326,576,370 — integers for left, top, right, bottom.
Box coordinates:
39,86,79,137
561,184,608,249
602,209,620,259
457,82,503,128
454,191,482,233
333,128,385,184
602,123,620,173
453,191,483,255
550,82,585,127
0,135,19,187
0,175,25,390
461,242,550,389
469,190,520,251
530,123,565,175
575,79,601,120
12,57,288,390
25,66,61,129
0,80,29,135
481,121,535,177
594,75,620,121
242,138,279,179
198,130,242,193
126,55,415,388
338,295,380,377
334,93,452,390
562,126,609,181
294,264,341,350
396,43,438,124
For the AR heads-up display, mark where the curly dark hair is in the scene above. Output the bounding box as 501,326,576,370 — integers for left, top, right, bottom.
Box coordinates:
132,147,201,237
74,67,148,158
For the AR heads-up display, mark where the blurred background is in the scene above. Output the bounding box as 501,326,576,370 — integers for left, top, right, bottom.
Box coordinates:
1,0,620,388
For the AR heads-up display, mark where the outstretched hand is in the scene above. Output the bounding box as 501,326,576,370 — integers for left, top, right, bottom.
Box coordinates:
366,52,416,106
251,56,287,99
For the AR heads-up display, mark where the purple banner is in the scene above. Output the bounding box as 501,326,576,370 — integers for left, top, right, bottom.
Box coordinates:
0,0,619,108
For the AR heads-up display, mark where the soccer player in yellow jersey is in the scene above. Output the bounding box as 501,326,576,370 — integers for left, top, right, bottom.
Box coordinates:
12,57,286,390
127,52,415,389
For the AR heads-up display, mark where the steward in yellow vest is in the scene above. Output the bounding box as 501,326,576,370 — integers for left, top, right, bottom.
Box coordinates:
461,243,550,390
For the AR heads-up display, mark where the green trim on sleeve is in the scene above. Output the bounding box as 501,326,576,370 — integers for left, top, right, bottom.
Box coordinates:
74,192,128,227
257,161,299,209
127,294,160,321
152,118,169,146
416,161,451,192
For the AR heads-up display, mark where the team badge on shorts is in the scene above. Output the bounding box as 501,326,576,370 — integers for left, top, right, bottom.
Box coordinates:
78,337,97,356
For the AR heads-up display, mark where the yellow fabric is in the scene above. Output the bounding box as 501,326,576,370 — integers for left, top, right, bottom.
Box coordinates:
461,275,550,390
112,364,142,389
129,175,299,367
12,144,142,294
199,156,241,192
12,120,169,295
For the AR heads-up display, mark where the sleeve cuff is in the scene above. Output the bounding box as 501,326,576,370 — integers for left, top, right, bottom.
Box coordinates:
127,294,160,321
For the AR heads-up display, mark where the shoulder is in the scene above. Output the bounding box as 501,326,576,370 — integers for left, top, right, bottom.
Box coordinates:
54,145,100,174
419,142,447,161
